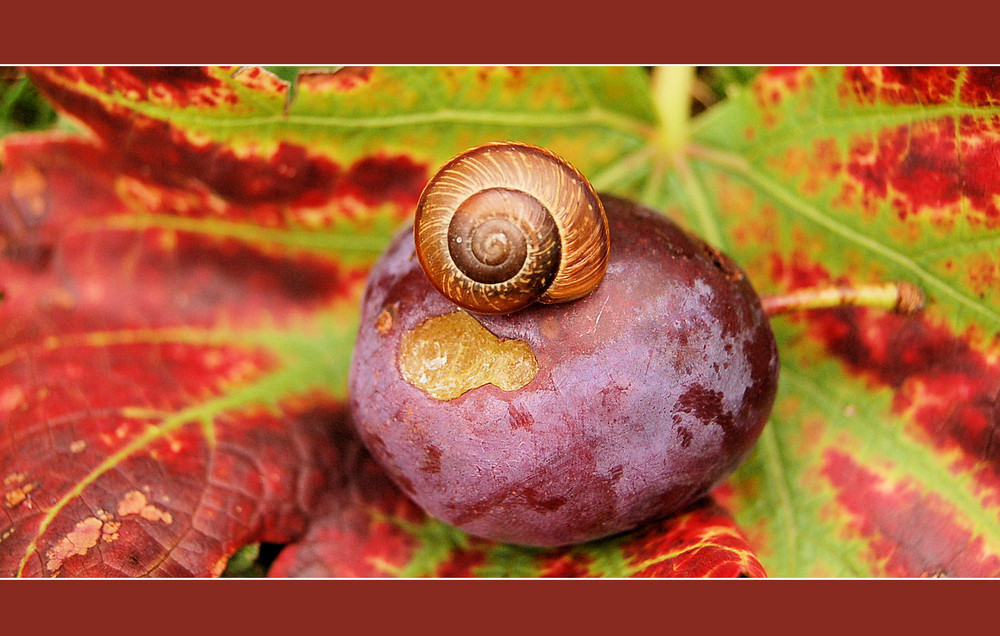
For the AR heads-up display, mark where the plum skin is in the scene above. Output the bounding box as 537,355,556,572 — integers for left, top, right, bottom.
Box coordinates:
348,195,779,547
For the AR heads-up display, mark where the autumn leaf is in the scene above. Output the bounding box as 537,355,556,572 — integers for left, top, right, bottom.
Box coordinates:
0,126,358,576
661,67,1000,577
0,67,419,576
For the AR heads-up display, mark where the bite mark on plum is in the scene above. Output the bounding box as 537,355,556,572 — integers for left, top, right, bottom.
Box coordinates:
398,311,538,400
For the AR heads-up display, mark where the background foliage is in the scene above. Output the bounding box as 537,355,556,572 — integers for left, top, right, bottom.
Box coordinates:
1,66,998,577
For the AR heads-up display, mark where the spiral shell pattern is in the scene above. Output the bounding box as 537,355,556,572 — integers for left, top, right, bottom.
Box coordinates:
414,142,609,314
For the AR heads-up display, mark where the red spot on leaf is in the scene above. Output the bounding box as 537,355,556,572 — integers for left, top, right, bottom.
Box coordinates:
821,451,1000,576
200,142,344,207
755,67,809,103
299,67,374,93
230,67,288,95
111,67,238,106
0,342,275,434
964,253,1000,299
434,548,488,577
28,70,333,207
768,250,833,291
334,154,428,211
959,67,1000,106
843,117,1000,228
801,284,1000,479
955,115,1000,225
47,66,238,108
535,553,594,577
841,67,960,106
752,67,816,126
167,232,369,313
845,122,955,220
29,68,430,213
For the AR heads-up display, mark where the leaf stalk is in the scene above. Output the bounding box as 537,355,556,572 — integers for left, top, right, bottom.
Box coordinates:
651,66,695,157
762,282,925,317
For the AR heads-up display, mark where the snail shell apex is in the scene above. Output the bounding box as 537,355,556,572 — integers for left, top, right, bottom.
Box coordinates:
414,142,610,314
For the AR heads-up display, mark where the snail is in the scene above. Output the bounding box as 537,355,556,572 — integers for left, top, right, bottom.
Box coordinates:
414,142,610,314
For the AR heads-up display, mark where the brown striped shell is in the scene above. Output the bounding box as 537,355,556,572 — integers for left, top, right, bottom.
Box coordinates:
413,142,610,315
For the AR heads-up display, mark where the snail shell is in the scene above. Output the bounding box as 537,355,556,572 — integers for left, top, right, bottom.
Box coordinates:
414,142,610,314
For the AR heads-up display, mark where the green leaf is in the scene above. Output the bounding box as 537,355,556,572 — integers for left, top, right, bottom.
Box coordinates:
221,543,264,577
699,66,763,100
661,67,1000,577
0,73,58,138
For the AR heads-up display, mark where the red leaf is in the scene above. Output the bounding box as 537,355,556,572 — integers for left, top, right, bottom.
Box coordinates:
0,74,375,576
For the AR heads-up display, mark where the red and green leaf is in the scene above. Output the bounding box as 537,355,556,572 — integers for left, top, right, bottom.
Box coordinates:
659,67,1000,577
0,85,365,576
